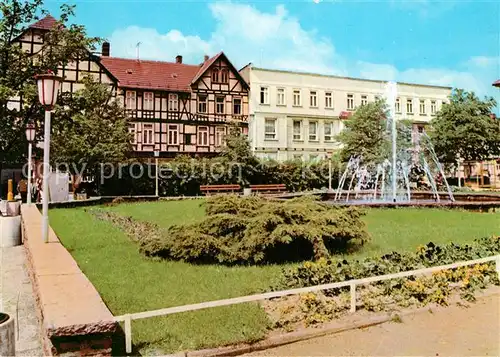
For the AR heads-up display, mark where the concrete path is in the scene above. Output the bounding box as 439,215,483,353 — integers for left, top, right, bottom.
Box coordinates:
1,246,43,356
247,294,500,356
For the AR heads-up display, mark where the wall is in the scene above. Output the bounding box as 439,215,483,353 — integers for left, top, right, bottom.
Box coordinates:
244,66,451,161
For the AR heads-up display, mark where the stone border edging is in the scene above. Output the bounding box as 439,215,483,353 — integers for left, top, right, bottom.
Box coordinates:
170,287,500,357
21,205,118,356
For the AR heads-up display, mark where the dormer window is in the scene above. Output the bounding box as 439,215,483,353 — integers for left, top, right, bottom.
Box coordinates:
212,69,219,83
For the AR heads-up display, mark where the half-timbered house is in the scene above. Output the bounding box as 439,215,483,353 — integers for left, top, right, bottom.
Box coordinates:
11,15,249,159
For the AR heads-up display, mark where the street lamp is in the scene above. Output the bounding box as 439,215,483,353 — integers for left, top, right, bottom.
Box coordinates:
35,72,62,243
154,151,160,197
25,121,36,205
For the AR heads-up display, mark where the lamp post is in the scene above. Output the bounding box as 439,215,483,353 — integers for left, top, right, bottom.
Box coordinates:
35,72,62,243
154,151,159,197
326,152,333,193
25,122,36,205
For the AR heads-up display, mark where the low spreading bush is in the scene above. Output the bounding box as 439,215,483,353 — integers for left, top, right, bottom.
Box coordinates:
90,195,370,265
266,236,500,330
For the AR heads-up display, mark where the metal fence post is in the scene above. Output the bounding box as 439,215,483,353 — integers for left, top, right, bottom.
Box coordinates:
350,283,356,313
125,314,132,354
496,255,500,280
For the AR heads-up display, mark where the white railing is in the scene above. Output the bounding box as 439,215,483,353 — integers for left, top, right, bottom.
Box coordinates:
115,255,500,354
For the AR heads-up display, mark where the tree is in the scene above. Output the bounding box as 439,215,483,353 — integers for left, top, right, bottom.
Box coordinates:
219,125,259,186
430,89,500,164
0,0,100,195
336,101,389,165
51,76,132,176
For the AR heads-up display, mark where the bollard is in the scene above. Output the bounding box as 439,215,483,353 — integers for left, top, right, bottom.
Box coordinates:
0,313,15,356
7,179,14,202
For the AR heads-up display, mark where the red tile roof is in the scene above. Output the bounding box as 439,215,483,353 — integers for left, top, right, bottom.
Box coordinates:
29,15,58,30
100,57,202,92
493,79,500,87
191,51,223,84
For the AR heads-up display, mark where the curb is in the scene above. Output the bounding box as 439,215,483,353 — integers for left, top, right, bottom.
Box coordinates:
169,287,500,357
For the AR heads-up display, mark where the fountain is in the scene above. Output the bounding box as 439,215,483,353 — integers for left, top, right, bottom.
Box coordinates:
331,81,456,205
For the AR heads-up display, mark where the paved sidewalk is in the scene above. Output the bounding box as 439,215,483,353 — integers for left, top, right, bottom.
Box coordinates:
1,246,42,356
247,293,500,356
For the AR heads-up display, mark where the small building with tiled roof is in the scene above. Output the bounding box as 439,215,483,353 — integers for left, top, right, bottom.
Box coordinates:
11,15,250,158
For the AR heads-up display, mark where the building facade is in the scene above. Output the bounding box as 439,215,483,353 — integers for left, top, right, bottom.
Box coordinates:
12,15,249,159
240,65,452,161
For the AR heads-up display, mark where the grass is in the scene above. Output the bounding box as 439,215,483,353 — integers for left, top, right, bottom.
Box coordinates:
49,200,500,354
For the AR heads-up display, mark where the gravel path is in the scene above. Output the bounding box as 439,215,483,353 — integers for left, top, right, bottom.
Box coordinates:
1,246,43,356
247,293,500,356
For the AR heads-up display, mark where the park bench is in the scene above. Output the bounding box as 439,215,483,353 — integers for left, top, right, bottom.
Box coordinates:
200,184,241,196
249,184,287,195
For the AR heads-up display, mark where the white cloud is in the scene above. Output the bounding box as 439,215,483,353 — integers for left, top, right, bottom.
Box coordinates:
108,2,346,75
108,2,499,103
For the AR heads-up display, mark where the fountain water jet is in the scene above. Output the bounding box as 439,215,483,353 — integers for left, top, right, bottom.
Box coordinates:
333,81,455,204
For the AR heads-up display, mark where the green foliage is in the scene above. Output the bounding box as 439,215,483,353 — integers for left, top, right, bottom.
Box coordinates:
278,236,500,291
98,143,344,196
270,236,500,328
336,101,389,165
51,76,132,174
430,89,500,164
0,1,101,169
91,195,370,265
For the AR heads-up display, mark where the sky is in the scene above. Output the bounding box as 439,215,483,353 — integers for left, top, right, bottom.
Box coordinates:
45,0,500,110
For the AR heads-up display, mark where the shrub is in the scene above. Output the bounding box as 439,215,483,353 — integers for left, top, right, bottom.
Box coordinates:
268,237,500,329
90,195,370,265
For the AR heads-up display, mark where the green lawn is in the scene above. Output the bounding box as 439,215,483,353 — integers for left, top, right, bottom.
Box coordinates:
49,201,500,354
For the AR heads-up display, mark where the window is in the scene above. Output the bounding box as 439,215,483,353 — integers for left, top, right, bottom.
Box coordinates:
361,95,368,106
220,69,228,83
309,154,318,162
374,95,381,101
310,91,318,107
167,124,179,145
143,92,154,110
128,124,136,144
260,87,269,105
143,124,154,145
169,93,178,111
125,91,136,109
308,121,318,141
431,100,437,114
347,94,354,110
264,118,276,140
419,99,426,115
293,120,302,140
233,98,241,115
293,154,303,161
293,89,301,106
325,92,333,108
395,98,401,113
324,122,334,142
216,96,225,114
277,88,286,106
198,126,208,146
417,125,425,134
185,134,193,145
212,69,219,83
215,126,226,146
198,95,207,113
406,99,413,114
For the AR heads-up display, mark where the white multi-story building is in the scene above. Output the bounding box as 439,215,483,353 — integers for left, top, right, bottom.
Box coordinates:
240,65,452,161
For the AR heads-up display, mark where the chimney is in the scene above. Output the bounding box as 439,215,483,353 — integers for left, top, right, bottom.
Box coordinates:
176,55,182,64
101,42,110,57
204,55,209,62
